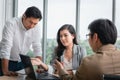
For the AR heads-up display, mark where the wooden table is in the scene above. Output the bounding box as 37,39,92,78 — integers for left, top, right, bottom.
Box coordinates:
0,75,26,80
0,76,17,80
0,69,26,80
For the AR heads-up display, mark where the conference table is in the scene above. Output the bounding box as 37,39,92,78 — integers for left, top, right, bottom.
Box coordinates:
0,69,26,80
0,74,27,80
0,76,17,80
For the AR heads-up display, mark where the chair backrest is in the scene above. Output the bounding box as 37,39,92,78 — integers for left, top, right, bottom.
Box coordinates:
103,74,120,80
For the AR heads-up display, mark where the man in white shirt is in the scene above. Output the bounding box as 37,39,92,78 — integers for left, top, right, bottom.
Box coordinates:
0,6,45,76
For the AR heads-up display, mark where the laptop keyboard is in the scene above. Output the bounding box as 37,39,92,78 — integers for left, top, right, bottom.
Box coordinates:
37,72,60,80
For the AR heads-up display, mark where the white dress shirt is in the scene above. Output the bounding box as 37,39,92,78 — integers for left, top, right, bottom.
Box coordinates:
0,17,42,61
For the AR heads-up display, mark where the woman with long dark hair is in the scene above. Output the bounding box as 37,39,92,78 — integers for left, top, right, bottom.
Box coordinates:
52,24,86,75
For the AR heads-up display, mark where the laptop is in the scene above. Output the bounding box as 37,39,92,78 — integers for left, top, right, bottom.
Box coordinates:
103,74,120,80
19,54,60,80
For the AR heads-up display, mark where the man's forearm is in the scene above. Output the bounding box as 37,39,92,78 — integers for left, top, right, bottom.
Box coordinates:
35,56,48,71
40,62,48,71
1,59,9,74
36,56,42,60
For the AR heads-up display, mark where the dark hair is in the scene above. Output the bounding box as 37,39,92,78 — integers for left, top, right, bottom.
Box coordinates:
88,19,117,45
55,24,78,61
24,6,42,21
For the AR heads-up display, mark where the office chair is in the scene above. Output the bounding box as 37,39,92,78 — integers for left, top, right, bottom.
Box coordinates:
103,74,120,80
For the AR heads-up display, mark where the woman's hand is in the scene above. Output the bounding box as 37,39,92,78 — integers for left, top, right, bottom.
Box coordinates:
67,70,74,75
54,59,64,72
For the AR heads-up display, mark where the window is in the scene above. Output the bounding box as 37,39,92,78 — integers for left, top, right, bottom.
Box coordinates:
46,0,76,64
116,0,120,38
115,0,120,48
79,0,112,55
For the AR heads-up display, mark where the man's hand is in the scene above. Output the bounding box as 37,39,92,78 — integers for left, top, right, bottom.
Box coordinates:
35,56,42,60
31,58,42,65
2,59,17,76
3,71,18,76
31,58,48,73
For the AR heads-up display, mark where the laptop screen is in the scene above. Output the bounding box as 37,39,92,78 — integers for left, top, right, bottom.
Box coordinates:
19,54,36,80
19,54,60,80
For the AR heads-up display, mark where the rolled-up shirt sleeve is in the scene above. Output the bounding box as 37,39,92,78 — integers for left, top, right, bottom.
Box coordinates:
32,25,42,57
0,21,14,59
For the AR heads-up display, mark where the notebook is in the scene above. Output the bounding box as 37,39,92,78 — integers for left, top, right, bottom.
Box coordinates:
19,54,60,80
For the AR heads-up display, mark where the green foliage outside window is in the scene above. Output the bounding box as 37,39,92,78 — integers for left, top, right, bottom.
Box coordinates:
27,50,34,57
79,40,93,56
115,39,120,48
46,39,57,64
